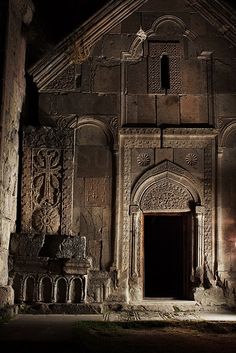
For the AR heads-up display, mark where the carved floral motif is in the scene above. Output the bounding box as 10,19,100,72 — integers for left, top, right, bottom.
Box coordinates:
141,181,192,211
32,205,60,234
137,153,151,167
185,153,198,166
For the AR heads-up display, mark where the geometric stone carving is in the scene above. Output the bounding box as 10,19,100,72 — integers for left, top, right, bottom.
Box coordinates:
148,41,182,94
10,233,45,258
141,180,192,211
56,236,86,259
44,65,76,91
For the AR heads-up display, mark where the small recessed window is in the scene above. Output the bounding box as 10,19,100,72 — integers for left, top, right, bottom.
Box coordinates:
148,41,182,94
160,53,170,92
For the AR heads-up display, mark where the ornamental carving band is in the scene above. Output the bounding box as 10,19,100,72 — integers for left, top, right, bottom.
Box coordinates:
141,181,192,210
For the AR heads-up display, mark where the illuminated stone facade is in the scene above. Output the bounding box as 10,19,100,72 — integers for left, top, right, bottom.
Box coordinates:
2,0,236,310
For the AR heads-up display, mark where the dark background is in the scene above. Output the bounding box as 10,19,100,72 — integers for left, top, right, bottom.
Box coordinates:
27,0,236,66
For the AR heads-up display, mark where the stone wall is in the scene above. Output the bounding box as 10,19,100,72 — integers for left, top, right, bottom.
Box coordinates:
26,0,236,307
0,0,33,306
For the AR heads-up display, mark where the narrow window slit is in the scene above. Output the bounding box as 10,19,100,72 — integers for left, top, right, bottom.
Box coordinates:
160,53,170,93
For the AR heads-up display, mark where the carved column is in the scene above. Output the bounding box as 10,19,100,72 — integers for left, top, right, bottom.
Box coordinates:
217,148,224,272
129,205,140,277
197,51,214,125
195,206,205,283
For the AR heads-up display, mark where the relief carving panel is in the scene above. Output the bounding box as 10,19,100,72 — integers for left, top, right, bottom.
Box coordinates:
141,181,192,211
85,178,110,207
21,127,74,235
120,129,216,276
44,65,76,91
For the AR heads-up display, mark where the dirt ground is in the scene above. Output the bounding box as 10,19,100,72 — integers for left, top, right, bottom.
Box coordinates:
0,315,236,353
75,320,236,353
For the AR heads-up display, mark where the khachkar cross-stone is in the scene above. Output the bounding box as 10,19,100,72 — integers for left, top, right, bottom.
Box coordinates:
33,149,61,208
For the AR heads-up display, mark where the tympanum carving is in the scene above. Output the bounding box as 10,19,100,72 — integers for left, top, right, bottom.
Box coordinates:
140,181,192,211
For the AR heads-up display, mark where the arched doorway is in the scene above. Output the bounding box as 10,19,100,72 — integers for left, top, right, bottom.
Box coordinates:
130,161,202,301
144,212,192,299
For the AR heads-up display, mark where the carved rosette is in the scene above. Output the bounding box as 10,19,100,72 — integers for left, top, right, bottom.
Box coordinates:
140,181,192,211
137,153,151,167
185,153,198,166
32,205,60,234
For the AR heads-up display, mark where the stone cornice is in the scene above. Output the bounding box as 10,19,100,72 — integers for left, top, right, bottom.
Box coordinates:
186,0,236,46
29,0,148,90
29,0,236,91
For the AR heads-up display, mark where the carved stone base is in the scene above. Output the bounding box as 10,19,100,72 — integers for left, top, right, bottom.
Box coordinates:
63,258,90,275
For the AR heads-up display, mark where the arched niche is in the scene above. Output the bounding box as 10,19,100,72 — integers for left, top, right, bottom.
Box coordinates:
73,119,113,272
218,122,236,273
131,160,201,208
70,278,82,303
13,274,23,303
25,276,35,303
56,278,67,303
40,277,52,303
220,122,236,148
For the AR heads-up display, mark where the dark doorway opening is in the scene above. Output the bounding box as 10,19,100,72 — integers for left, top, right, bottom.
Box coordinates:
144,214,191,299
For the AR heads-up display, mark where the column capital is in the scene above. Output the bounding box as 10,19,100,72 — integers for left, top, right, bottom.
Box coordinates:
196,206,205,215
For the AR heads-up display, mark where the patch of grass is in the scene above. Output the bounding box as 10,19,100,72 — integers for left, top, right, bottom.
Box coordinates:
75,320,236,335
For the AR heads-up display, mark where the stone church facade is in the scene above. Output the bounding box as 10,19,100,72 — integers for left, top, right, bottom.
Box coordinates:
1,0,236,309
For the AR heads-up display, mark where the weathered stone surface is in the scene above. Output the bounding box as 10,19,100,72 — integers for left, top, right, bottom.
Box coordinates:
39,93,118,116
63,258,90,275
182,60,204,94
127,60,147,94
77,147,112,177
94,62,120,93
102,34,133,59
216,94,236,117
139,0,188,12
0,286,14,307
126,94,156,125
0,0,33,296
121,12,141,33
155,148,174,164
10,233,45,257
180,95,208,124
3,0,236,309
56,236,86,259
157,95,180,125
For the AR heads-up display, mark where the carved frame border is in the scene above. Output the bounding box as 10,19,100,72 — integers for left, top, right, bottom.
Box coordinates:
118,128,217,301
